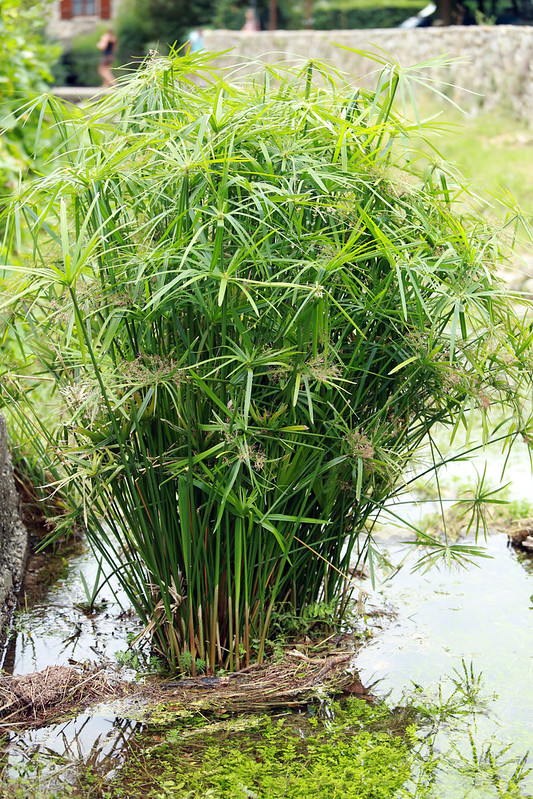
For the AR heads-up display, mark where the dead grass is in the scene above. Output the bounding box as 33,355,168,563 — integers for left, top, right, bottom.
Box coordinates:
0,665,134,731
0,647,372,733
154,647,373,714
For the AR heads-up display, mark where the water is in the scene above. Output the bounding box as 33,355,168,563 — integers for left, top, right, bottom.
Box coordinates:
2,547,144,675
4,710,143,794
356,532,533,794
8,712,135,769
350,432,533,794
0,544,145,790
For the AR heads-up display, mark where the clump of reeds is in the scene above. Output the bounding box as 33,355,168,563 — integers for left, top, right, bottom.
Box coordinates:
2,51,533,672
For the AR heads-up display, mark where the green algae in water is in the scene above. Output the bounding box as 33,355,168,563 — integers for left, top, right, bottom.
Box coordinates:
105,698,412,799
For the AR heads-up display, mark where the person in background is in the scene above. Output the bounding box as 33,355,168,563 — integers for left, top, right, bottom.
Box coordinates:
97,28,117,88
187,28,205,54
241,8,260,30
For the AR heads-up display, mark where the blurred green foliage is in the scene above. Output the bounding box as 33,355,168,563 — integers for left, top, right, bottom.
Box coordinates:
54,26,107,87
452,0,532,23
0,0,60,213
115,0,216,64
213,0,427,29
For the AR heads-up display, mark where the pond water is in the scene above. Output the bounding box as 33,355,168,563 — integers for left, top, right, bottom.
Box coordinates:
0,546,145,789
1,547,144,675
356,532,533,795
6,712,138,784
355,432,533,796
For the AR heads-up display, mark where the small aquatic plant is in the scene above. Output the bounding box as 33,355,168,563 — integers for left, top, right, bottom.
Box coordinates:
2,50,533,671
400,664,533,799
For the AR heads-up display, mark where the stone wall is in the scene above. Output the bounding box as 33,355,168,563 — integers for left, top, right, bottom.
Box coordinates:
0,415,27,635
203,27,533,121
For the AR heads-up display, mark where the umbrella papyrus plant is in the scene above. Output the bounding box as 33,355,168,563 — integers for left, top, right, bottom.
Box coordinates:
2,51,533,672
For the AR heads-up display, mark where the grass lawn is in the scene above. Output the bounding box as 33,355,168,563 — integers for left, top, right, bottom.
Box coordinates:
410,102,533,288
417,103,533,215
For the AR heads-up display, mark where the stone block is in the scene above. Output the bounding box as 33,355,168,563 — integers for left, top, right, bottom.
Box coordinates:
0,415,28,640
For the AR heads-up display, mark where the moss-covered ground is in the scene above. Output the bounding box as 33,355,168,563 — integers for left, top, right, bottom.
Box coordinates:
1,696,417,799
